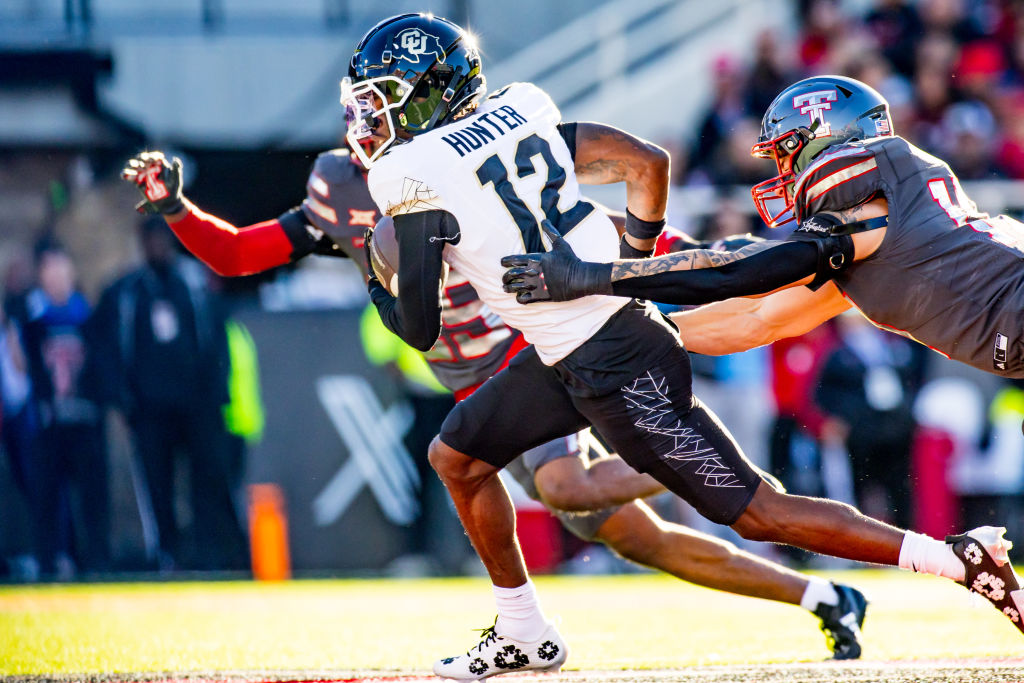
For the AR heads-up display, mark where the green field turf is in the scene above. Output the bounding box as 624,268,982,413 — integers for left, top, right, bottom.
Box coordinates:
0,569,1020,677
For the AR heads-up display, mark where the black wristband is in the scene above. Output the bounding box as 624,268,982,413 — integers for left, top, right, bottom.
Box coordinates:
619,234,655,259
625,209,666,240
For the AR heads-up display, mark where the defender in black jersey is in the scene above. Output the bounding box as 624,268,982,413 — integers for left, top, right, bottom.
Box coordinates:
503,75,1024,638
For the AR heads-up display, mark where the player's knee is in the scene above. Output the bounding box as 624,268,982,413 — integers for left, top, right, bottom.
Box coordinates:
428,436,494,488
535,472,597,512
595,507,665,566
534,477,575,511
730,488,786,542
428,437,462,479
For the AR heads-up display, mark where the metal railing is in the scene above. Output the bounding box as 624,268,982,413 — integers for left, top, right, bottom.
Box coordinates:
490,0,737,109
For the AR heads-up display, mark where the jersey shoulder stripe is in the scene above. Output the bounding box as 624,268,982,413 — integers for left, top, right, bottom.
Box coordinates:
803,156,878,205
794,144,879,220
305,195,338,225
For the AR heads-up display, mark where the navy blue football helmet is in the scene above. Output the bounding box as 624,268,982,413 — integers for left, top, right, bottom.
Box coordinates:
341,13,485,167
750,75,893,227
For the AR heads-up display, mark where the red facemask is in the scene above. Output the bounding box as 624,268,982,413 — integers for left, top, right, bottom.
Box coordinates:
750,129,809,228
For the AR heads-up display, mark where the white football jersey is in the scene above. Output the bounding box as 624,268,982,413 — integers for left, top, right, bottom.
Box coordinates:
367,82,627,364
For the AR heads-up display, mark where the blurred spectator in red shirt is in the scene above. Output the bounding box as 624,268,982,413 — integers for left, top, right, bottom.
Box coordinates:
768,325,836,500
797,0,846,72
955,40,1008,110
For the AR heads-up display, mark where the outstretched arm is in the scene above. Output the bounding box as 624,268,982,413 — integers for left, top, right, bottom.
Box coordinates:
162,200,300,276
502,213,855,305
673,282,852,355
122,152,318,276
605,239,819,303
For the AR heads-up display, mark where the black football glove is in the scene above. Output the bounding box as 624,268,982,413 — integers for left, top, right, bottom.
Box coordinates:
121,151,185,215
500,220,612,304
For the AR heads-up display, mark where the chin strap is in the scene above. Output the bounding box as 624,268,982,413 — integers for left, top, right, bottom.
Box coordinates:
425,65,463,131
830,215,888,236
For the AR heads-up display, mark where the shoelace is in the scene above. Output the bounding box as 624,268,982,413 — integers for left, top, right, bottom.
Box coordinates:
468,619,500,655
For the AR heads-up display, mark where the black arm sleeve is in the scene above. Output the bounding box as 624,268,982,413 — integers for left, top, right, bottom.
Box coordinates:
557,122,578,160
368,209,457,351
609,240,820,305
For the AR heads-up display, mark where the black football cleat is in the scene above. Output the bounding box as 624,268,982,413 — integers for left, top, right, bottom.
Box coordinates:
814,582,867,660
947,526,1024,635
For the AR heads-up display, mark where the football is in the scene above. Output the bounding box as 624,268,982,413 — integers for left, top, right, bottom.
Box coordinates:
368,215,400,296
367,215,449,297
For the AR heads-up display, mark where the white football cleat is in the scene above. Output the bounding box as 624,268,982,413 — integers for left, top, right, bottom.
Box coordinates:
433,618,567,681
947,526,1024,635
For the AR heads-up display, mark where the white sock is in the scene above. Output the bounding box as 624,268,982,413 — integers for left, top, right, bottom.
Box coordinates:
898,531,965,582
493,579,548,642
799,577,839,612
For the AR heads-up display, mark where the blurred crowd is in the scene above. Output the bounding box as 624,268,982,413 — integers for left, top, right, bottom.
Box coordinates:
1,0,1024,581
678,0,1024,205
0,219,255,581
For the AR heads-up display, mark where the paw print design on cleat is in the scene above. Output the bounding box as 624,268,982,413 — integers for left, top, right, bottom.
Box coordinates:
813,582,868,660
492,644,528,669
946,526,1024,635
536,640,560,661
432,617,568,681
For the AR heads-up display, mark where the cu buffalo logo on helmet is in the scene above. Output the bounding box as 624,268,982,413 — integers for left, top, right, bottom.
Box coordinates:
393,28,445,64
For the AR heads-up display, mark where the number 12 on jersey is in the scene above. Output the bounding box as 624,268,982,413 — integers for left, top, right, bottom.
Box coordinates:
476,133,593,252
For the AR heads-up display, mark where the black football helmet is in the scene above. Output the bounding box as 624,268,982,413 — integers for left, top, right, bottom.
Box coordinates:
750,75,893,227
341,13,485,168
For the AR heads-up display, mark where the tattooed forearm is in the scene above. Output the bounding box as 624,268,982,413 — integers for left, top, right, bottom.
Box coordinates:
823,207,868,224
610,241,781,281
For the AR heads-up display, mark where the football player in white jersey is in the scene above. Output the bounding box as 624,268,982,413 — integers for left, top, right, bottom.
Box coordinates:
123,139,869,669
342,13,930,680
